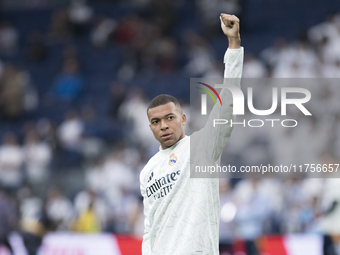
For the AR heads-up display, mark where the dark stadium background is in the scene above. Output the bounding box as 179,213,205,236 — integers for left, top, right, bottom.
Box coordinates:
0,0,340,254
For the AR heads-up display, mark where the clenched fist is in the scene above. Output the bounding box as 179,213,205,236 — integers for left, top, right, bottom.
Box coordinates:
220,13,241,49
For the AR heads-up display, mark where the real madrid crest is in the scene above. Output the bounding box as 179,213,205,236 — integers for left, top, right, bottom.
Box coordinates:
168,153,177,166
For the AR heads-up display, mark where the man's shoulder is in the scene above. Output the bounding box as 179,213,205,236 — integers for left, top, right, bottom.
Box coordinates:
140,136,190,176
140,151,162,177
142,154,157,170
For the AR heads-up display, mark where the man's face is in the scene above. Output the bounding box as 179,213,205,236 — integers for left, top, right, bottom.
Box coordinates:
148,102,186,150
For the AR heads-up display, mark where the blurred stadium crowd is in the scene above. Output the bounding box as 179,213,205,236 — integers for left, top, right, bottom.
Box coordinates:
0,0,340,254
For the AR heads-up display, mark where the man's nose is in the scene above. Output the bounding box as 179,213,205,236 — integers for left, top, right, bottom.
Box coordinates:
160,120,169,130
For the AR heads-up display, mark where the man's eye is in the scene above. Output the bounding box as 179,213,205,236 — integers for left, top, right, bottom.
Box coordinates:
152,120,158,124
168,116,174,120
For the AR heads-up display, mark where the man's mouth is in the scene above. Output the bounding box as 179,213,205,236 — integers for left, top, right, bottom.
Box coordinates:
161,134,171,139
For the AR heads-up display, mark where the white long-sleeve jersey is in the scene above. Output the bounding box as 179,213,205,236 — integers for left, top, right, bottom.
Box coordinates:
140,47,244,255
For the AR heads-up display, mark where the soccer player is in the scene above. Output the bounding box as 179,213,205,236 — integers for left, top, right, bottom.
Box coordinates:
140,13,243,255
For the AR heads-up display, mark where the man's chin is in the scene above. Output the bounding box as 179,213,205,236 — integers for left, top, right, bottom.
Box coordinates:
161,139,175,149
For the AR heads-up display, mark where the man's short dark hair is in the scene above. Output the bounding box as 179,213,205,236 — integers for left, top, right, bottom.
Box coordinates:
147,94,182,115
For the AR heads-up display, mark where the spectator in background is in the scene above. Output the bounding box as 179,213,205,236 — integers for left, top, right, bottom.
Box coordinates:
96,144,142,234
114,14,146,81
62,44,79,61
68,0,93,37
203,60,224,78
17,186,50,255
0,64,26,120
48,9,72,43
22,80,39,116
242,53,267,78
299,193,322,232
268,40,318,78
46,185,74,230
197,0,241,36
183,30,215,76
260,37,289,72
155,37,178,73
79,105,106,163
0,132,24,191
109,81,126,120
309,13,340,66
73,201,101,233
58,110,84,151
147,0,176,36
112,185,140,234
118,88,158,154
233,179,269,255
26,31,48,62
73,188,108,233
319,179,340,247
18,186,43,230
319,58,340,78
129,196,145,238
114,14,141,46
114,13,176,78
0,189,17,255
23,129,52,185
0,21,19,56
85,157,108,195
91,15,116,48
36,118,60,154
57,110,84,167
103,148,135,209
50,57,83,102
273,61,316,78
0,59,3,78
308,14,340,47
81,105,101,138
280,179,308,233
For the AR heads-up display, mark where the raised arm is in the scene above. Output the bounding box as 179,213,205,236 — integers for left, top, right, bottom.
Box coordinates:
192,14,244,164
220,14,241,49
221,14,243,78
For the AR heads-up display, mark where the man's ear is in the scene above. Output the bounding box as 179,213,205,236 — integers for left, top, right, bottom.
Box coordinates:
147,111,151,129
181,114,186,126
